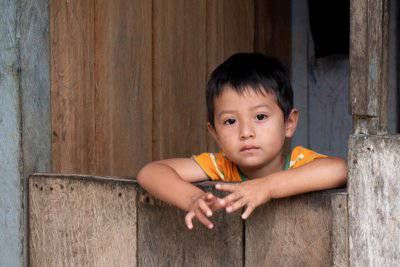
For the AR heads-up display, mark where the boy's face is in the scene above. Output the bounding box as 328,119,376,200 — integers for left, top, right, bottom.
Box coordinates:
208,86,298,174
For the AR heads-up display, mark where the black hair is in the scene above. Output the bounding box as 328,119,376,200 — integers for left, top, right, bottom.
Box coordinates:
206,52,293,128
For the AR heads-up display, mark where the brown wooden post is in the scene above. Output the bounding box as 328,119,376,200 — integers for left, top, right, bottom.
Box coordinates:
348,0,400,265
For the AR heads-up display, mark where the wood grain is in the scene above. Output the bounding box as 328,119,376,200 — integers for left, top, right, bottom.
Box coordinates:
94,0,152,176
254,0,291,69
29,174,137,267
348,135,400,266
50,0,96,173
153,0,208,159
349,0,389,134
29,175,348,266
245,190,348,266
137,184,243,267
51,0,152,176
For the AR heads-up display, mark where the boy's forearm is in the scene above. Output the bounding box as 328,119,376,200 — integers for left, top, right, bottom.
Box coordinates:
265,157,347,199
137,163,205,211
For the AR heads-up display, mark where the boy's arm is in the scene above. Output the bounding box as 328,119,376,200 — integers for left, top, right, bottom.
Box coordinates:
216,156,347,218
137,158,227,229
137,158,209,212
266,156,347,199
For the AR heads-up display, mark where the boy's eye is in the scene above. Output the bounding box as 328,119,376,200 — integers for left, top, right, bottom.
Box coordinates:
256,114,267,120
224,118,236,125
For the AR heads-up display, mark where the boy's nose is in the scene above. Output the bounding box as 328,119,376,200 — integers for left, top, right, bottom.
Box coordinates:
239,123,255,140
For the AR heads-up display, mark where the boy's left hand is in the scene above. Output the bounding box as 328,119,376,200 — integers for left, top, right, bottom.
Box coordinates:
215,178,272,219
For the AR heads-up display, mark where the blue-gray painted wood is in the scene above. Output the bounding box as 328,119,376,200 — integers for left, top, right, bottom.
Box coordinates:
291,0,310,148
0,0,50,266
309,56,352,159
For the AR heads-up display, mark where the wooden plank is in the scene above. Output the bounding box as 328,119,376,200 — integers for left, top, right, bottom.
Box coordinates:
291,0,310,148
254,0,291,69
349,0,389,134
309,56,352,159
50,0,96,173
94,0,152,176
245,190,348,266
29,174,137,267
1,0,51,265
348,135,400,266
206,0,254,151
153,0,208,159
137,183,243,266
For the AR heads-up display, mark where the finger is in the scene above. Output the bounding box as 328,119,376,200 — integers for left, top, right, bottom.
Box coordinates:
215,183,237,192
221,192,242,206
205,192,216,201
241,204,255,219
198,198,213,217
185,211,195,229
195,210,214,229
226,198,247,213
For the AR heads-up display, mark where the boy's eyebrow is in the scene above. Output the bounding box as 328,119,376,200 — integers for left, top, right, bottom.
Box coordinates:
250,104,273,110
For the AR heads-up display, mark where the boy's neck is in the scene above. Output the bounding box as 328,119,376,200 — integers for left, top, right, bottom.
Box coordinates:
238,152,285,179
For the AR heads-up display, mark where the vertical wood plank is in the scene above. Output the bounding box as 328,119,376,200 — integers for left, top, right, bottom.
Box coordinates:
206,0,254,151
153,0,208,159
245,191,348,266
348,135,400,266
94,0,152,176
1,0,51,265
254,0,291,69
137,184,243,266
51,0,152,176
50,0,96,173
349,0,389,134
29,175,137,267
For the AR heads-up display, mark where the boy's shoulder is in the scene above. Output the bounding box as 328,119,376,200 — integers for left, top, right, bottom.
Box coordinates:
192,152,243,182
289,146,327,168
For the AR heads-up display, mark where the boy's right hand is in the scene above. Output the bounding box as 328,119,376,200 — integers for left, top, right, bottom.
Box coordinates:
185,192,225,230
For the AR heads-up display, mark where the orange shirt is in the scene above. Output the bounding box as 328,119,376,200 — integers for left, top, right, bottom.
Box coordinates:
192,146,327,182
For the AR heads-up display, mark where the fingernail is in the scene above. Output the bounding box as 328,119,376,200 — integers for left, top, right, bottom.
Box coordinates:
207,211,212,217
208,224,214,229
216,184,220,188
188,224,193,229
226,207,231,212
241,214,247,219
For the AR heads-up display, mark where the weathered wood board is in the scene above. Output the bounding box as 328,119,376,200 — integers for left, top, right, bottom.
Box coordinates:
245,190,348,267
136,183,244,267
29,174,137,267
349,0,389,134
348,135,400,266
0,0,51,265
29,174,348,266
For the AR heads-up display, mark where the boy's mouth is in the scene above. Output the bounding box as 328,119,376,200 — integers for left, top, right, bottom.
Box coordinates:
240,145,259,152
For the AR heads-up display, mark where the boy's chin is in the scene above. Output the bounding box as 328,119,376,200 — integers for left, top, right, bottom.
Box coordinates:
237,158,266,170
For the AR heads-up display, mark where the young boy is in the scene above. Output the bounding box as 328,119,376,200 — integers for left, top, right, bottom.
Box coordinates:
137,53,347,230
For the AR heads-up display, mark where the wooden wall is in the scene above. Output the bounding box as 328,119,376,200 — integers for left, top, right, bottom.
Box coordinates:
50,0,291,177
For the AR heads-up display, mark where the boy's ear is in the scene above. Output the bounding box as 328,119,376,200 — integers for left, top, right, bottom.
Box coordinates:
285,109,299,138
